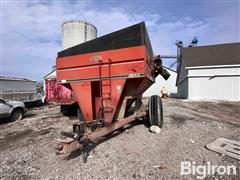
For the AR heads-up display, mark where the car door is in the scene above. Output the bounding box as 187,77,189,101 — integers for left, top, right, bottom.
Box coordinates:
0,100,11,118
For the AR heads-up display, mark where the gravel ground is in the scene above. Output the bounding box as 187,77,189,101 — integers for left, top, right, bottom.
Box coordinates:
0,98,239,180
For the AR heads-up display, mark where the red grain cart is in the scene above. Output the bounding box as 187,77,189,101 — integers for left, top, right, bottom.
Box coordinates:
56,22,170,154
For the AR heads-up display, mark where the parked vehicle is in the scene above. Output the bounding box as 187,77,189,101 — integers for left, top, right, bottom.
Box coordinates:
0,76,44,107
0,99,27,121
44,76,77,115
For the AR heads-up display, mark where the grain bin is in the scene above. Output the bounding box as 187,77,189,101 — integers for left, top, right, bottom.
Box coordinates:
61,20,97,50
45,20,97,115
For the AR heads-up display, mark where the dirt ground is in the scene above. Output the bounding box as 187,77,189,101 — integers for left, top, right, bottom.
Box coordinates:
0,98,239,180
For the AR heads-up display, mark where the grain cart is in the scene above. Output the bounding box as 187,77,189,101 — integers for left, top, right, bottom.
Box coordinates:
56,22,170,154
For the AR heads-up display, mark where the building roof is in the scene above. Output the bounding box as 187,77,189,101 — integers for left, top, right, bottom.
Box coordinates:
0,76,35,82
182,42,240,67
43,70,56,79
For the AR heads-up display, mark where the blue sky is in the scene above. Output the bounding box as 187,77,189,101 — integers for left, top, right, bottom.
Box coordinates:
1,0,239,81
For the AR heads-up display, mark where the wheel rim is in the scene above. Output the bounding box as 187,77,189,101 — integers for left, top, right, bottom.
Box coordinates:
16,113,22,120
13,111,22,121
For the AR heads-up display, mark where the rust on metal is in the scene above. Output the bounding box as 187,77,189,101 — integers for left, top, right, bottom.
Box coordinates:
87,112,146,142
56,137,82,154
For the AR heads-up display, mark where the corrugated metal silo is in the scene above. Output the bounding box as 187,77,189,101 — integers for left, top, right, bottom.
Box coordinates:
61,20,97,50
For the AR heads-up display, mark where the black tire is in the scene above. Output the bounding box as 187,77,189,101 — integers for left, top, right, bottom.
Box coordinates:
61,103,78,116
60,105,69,116
11,109,23,122
148,95,163,128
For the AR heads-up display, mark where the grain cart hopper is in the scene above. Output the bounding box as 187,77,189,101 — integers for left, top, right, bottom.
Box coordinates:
56,22,170,154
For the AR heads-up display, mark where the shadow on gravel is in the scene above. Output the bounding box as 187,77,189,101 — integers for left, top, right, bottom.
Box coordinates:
24,112,37,118
0,112,37,125
66,119,149,162
170,114,187,127
0,118,12,125
0,128,52,151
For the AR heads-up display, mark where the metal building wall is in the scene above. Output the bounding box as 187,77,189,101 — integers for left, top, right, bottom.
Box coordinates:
177,60,189,98
188,66,240,101
178,60,188,83
177,79,188,99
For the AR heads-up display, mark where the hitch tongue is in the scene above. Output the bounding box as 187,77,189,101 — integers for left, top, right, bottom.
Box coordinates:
55,137,81,155
61,131,76,138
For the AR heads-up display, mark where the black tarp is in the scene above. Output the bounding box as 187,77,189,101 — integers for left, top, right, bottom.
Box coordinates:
57,22,153,59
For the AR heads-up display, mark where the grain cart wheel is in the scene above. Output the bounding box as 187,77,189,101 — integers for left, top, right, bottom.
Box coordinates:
148,95,163,128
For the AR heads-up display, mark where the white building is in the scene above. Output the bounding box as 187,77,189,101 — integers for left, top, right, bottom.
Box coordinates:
177,43,240,101
143,67,177,97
